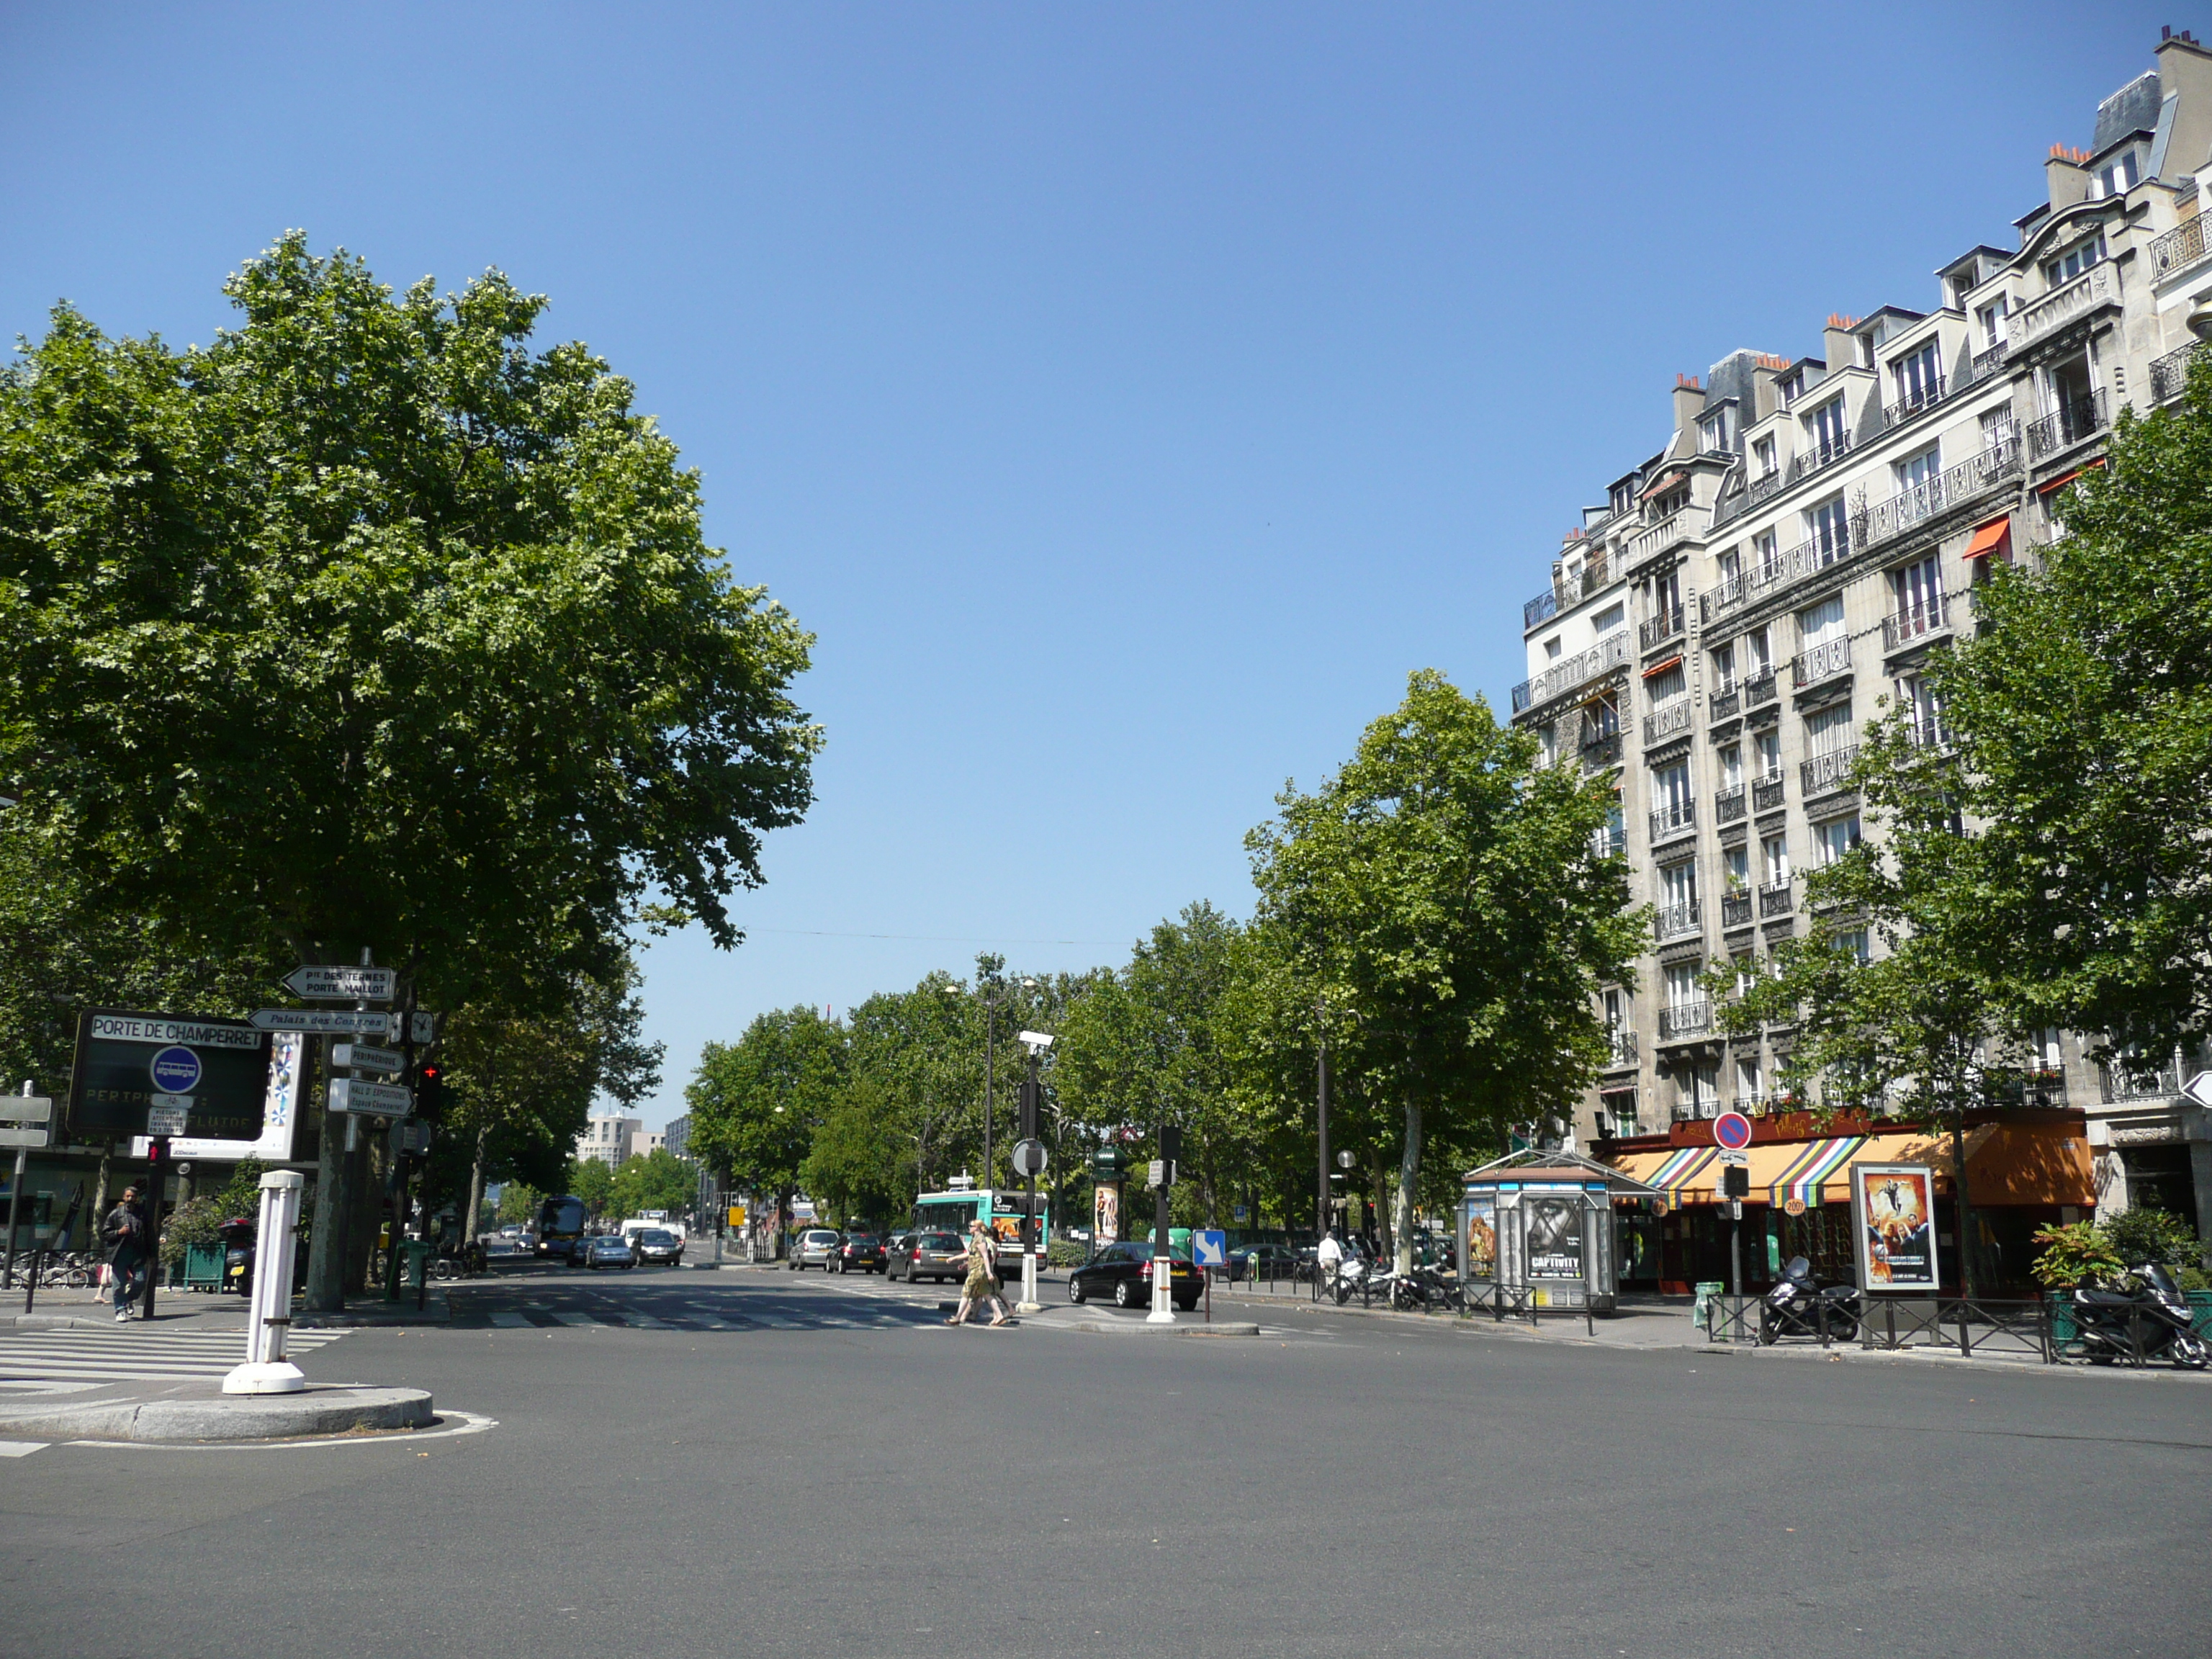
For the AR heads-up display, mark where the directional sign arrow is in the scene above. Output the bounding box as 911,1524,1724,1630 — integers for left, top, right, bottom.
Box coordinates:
2184,1071,2212,1110
250,1009,399,1038
328,1077,413,1118
331,1043,406,1076
282,965,398,1002
0,1095,52,1125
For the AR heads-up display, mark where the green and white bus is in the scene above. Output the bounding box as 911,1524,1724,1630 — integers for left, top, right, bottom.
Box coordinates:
911,1186,1051,1256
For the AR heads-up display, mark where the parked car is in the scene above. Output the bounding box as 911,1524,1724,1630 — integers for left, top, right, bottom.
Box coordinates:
882,1231,916,1280
1068,1241,1201,1311
631,1228,684,1267
830,1231,886,1274
1229,1242,1302,1283
892,1231,968,1284
583,1234,637,1271
788,1228,842,1270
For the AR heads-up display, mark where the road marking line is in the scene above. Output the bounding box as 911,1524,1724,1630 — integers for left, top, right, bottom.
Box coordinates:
0,1439,48,1457
547,1312,606,1326
488,1312,532,1328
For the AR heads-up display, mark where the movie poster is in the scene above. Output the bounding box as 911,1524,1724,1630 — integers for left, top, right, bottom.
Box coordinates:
1853,1164,1937,1290
1465,1196,1497,1279
1525,1193,1585,1280
1094,1183,1120,1246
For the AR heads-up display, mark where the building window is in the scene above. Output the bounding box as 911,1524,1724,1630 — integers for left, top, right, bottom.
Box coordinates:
1895,673,1949,748
1754,436,1777,477
1719,744,1743,793
1544,635,1563,660
1653,570,1683,629
1735,1053,1762,1104
1804,701,1856,758
1797,595,1845,652
1762,832,1790,887
1653,760,1692,819
1718,546,1742,586
1754,728,1781,780
1712,642,1736,692
1976,298,2009,350
1664,962,1702,1011
1745,625,1771,676
1754,533,1779,581
1647,664,1686,708
1723,842,1749,891
1700,407,1735,454
1979,404,2015,449
2096,151,2139,197
1891,341,1941,410
1808,396,1850,463
1896,445,1941,495
1813,813,1863,866
1593,601,1625,634
1833,930,1871,964
1583,690,1620,742
1807,497,1852,562
2044,233,2104,288
1611,481,1637,517
1892,553,1941,628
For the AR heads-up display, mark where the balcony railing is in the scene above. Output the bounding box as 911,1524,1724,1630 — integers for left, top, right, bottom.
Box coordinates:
1639,608,1685,652
1791,635,1852,690
1643,700,1693,746
1715,786,1746,824
1629,511,1700,566
1800,745,1859,796
1701,572,1745,623
2025,390,2108,460
1605,1029,1639,1069
1757,879,1794,919
2007,261,2118,354
1882,596,1950,655
2152,342,2202,404
2149,214,2212,283
1969,341,2008,383
1512,629,1631,714
1658,1000,1712,1040
1648,799,1696,843
1590,824,1625,859
1524,588,1559,630
2100,1061,2183,1103
1709,684,1741,721
1746,469,1786,509
1744,672,1778,711
1721,891,1753,930
1753,774,1785,813
1860,439,2021,549
1882,374,1946,432
1580,731,1622,772
1655,902,1702,942
1789,432,1853,483
1905,713,1954,752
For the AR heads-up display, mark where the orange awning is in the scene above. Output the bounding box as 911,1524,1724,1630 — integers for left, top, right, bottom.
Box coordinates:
2035,458,2106,495
1964,516,2011,560
1641,655,1683,680
1854,1123,2092,1208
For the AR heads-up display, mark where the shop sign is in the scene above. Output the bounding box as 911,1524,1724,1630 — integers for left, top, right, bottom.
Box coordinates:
1783,1197,1807,1218
1851,1162,1938,1290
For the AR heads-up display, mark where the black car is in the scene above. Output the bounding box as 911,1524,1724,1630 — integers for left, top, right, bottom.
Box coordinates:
632,1228,684,1267
1228,1241,1301,1283
1068,1241,1201,1311
830,1231,886,1274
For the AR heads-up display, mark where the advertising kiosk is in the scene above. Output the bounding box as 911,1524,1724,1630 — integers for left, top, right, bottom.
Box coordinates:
1460,1149,1658,1316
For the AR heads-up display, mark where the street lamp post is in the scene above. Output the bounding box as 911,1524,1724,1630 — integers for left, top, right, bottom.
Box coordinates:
1316,995,1330,1246
946,974,1038,1192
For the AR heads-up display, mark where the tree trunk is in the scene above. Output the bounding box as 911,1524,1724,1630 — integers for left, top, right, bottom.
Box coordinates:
1394,1100,1422,1274
305,1039,348,1312
1950,1117,1979,1299
464,1125,490,1249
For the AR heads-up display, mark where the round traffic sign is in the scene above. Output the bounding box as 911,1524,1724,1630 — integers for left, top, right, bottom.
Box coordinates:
149,1045,202,1094
1713,1111,1753,1151
1010,1137,1048,1177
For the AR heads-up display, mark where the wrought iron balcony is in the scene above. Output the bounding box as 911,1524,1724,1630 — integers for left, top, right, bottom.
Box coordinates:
1882,374,1946,432
1639,609,1686,652
1643,700,1693,746
1715,786,1746,824
1752,774,1786,813
1791,636,1852,690
1757,879,1794,919
1709,684,1740,721
1789,432,1853,483
1701,572,1746,624
1511,629,1631,715
1745,469,1786,508
2100,1061,2184,1103
1604,1028,1638,1069
1905,713,1953,752
1744,672,1779,711
2007,261,2118,354
1648,799,1696,844
2152,342,2202,404
2025,390,2108,460
1524,588,1560,630
1968,341,2008,383
2149,215,2211,283
1882,597,1950,655
1800,745,1859,797
1580,731,1622,772
1658,1000,1712,1040
1721,891,1753,930
1860,439,2021,549
1590,823,1625,859
1655,902,1702,943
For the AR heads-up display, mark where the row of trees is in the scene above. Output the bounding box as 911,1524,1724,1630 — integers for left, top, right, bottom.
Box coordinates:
1717,370,2212,1284
691,673,1645,1272
0,235,817,1296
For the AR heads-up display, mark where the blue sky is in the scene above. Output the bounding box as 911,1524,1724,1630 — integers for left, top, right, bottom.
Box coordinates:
1,4,2174,1128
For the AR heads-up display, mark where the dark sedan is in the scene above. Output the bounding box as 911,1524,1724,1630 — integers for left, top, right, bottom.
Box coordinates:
829,1231,886,1274
892,1231,968,1284
1068,1241,1201,1311
632,1228,684,1267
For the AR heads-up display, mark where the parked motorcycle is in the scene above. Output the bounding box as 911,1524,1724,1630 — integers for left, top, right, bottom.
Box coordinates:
218,1217,256,1296
2070,1263,2209,1370
1758,1254,1863,1344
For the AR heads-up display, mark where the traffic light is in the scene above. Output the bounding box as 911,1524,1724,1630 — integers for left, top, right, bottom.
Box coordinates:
1018,1070,1040,1142
145,1136,168,1174
415,1062,445,1119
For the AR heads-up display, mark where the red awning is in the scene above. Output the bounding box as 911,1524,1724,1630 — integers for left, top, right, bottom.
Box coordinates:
1640,470,1687,500
1964,516,2011,561
2035,458,2106,495
1641,655,1683,680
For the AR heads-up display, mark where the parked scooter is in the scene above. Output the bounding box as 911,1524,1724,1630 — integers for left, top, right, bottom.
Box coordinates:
1758,1254,1863,1343
218,1217,255,1295
2069,1263,2210,1370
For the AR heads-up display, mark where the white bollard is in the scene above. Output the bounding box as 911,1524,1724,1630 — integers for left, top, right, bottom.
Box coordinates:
224,1170,307,1395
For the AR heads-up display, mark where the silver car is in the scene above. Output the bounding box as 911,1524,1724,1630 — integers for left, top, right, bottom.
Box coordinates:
788,1227,842,1270
891,1231,969,1285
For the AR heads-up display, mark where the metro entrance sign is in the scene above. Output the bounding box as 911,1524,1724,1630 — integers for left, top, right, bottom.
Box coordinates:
1713,1111,1754,1151
282,966,398,1002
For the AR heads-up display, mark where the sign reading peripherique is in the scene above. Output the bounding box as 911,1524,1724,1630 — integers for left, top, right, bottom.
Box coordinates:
69,1011,271,1141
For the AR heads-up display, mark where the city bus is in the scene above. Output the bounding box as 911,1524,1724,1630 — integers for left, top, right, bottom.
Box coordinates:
911,1187,1051,1256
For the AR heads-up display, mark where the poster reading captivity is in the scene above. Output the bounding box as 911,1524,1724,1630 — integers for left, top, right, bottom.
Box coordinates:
1853,1164,1938,1290
1524,1193,1584,1280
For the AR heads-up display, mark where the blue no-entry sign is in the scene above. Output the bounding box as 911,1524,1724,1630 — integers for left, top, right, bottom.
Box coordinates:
1713,1111,1753,1151
148,1045,203,1094
1193,1229,1228,1267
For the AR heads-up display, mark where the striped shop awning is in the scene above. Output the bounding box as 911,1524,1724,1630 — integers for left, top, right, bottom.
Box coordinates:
1650,1145,1719,1204
1764,1136,1865,1207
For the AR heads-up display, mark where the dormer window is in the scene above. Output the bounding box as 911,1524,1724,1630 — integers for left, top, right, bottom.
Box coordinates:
1976,297,2009,350
2044,233,2104,289
1699,407,1735,455
1779,372,1804,405
1753,436,1776,477
2097,151,2140,197
1610,482,1637,517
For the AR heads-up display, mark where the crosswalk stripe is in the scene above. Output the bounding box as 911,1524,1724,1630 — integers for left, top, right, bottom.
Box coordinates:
0,1440,48,1457
548,1312,606,1326
488,1312,532,1328
0,1328,349,1387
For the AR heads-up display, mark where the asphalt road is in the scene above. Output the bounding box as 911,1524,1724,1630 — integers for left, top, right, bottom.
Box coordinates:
4,1262,2208,1659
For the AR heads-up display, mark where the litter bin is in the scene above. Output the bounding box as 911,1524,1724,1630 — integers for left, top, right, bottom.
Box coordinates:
183,1243,225,1292
397,1240,434,1307
1691,1280,1724,1332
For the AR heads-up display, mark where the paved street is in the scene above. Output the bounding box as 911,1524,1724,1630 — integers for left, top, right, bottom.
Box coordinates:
0,1262,2206,1658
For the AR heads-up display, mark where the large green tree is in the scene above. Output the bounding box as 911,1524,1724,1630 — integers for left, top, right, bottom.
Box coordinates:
609,1146,698,1219
1241,670,1643,1271
686,1006,846,1236
0,233,821,1025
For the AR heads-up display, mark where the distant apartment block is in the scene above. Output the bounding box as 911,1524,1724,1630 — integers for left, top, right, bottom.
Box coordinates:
576,1114,647,1169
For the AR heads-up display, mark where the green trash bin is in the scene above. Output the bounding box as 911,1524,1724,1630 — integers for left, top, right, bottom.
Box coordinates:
1691,1280,1723,1332
183,1242,224,1292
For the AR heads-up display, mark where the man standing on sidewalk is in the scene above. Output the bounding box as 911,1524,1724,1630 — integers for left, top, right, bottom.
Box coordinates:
103,1185,146,1322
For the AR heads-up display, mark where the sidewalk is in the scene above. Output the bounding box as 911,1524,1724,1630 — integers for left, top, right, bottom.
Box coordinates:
4,1282,451,1331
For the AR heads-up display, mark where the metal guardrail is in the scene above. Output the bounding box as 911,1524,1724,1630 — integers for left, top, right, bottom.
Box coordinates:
1721,892,1753,929
1655,902,1701,942
2149,215,2209,283
1791,635,1852,689
2152,343,2201,403
1709,685,1740,721
1752,774,1785,811
1882,374,1946,433
1648,798,1696,842
1860,439,2020,549
1716,786,1745,824
1643,701,1692,746
2026,389,2108,459
1758,879,1794,919
1658,1000,1711,1038
1882,598,1948,654
1512,629,1631,715
1745,673,1778,713
1639,610,1685,652
1801,745,1858,796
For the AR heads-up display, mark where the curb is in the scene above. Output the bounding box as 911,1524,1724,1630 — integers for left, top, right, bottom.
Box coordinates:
1059,1318,1262,1338
0,1384,433,1442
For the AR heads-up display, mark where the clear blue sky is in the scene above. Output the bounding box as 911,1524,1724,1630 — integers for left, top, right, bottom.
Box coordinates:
1,4,2175,1128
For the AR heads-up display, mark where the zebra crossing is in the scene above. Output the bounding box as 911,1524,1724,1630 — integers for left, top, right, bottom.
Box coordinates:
0,1324,349,1388
473,1300,938,1333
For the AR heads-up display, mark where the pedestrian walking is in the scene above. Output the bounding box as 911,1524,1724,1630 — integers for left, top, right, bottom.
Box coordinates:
103,1185,147,1322
945,1219,1010,1327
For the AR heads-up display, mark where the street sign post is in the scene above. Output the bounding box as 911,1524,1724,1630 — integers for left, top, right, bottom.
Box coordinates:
249,1009,398,1038
1713,1111,1753,1151
328,1077,412,1118
1,1091,52,1290
2184,1071,2212,1110
331,1043,405,1076
1193,1228,1228,1323
282,966,398,1002
1010,1138,1048,1177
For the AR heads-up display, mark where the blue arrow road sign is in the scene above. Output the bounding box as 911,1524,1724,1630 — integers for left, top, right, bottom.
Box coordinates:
1193,1229,1228,1267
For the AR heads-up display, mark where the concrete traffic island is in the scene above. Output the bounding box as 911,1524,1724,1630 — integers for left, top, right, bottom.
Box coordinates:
0,1382,433,1444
